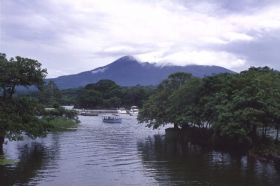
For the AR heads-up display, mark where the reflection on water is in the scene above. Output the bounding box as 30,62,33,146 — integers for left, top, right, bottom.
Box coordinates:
0,135,60,186
0,115,279,186
137,135,280,186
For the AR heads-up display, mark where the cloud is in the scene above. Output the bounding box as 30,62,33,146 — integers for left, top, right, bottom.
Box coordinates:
174,0,279,13
1,0,280,77
136,49,246,69
218,29,280,70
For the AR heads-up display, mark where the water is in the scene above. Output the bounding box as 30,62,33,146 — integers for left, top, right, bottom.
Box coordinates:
1,115,280,186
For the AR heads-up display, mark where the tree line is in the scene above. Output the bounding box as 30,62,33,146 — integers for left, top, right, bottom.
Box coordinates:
75,79,154,109
35,79,154,109
138,68,280,147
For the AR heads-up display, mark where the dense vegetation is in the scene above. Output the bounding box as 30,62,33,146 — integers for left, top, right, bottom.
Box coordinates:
41,105,79,131
31,79,154,109
38,80,62,107
75,79,154,109
0,53,78,151
16,78,154,111
0,53,48,151
138,68,280,151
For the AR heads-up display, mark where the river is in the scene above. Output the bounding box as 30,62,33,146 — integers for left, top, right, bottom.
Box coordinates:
1,115,280,186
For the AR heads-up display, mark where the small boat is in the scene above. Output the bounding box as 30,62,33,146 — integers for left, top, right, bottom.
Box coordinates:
80,110,98,116
117,107,127,114
102,114,122,123
129,106,139,115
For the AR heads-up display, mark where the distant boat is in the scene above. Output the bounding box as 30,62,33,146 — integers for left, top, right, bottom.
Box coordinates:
102,114,122,123
117,107,127,114
62,105,74,110
79,110,98,116
129,106,139,115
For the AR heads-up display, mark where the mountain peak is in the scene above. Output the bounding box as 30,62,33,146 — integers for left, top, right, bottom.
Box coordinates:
113,56,138,63
50,56,233,89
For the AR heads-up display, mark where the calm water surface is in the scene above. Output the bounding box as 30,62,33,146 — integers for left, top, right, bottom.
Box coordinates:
1,115,280,186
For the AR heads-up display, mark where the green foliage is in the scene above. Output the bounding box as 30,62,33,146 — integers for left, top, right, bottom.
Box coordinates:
60,88,82,105
42,106,79,123
76,79,154,109
86,79,119,93
121,85,154,108
0,97,50,141
0,53,79,150
139,67,280,146
78,89,103,108
168,78,202,128
0,156,16,165
0,53,47,98
38,81,62,107
207,67,280,142
0,53,49,144
138,72,194,129
43,118,78,131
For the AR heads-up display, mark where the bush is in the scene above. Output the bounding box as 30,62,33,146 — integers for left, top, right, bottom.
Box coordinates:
45,117,78,131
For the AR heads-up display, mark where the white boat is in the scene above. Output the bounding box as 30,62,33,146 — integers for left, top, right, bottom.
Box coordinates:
102,114,122,123
80,111,98,116
129,106,139,115
117,107,127,114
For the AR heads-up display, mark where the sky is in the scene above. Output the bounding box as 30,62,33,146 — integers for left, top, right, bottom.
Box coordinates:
1,0,280,78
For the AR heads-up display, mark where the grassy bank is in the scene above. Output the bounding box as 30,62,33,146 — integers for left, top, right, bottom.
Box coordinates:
44,117,79,131
0,156,16,165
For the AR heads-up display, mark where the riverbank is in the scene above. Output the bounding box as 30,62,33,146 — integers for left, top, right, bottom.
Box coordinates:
44,117,79,131
76,109,118,116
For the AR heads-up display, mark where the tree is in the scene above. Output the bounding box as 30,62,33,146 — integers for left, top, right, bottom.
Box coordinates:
121,86,154,108
0,54,47,99
38,81,62,107
168,77,202,128
86,79,119,94
198,67,280,144
76,79,155,109
76,80,121,109
138,72,193,129
0,53,48,152
139,66,280,148
77,89,103,108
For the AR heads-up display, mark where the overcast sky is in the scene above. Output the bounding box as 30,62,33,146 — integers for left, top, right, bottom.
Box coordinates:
1,0,280,77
